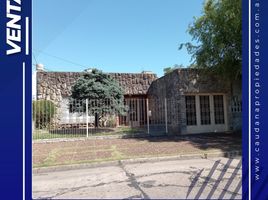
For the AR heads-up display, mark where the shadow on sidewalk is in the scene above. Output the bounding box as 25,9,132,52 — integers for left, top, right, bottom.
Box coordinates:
124,131,242,154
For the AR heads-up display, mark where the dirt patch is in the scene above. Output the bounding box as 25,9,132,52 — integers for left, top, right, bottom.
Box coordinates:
33,133,241,167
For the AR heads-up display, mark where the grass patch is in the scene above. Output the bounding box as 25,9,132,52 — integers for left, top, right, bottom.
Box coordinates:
111,145,124,160
33,127,146,140
41,149,61,167
32,130,86,140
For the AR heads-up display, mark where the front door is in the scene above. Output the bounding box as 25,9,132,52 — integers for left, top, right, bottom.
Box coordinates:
127,99,140,127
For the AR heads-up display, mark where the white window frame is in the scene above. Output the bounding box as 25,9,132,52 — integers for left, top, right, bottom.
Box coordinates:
186,93,228,134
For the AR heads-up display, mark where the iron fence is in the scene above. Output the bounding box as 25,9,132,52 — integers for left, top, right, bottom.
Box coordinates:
32,97,178,140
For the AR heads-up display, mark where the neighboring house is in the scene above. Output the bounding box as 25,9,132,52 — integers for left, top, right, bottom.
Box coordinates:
36,67,242,134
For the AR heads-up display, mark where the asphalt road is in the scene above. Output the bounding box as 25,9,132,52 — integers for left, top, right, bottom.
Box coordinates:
33,157,242,199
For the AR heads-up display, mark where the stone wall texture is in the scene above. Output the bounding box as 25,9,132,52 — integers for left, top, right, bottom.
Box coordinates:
36,71,158,106
36,69,242,135
147,69,242,134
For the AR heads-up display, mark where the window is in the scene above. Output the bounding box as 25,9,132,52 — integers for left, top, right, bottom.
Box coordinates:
185,96,197,125
231,96,242,113
199,96,211,125
214,95,225,124
186,94,227,133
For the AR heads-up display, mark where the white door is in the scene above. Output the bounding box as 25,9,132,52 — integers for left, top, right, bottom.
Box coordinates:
186,94,228,134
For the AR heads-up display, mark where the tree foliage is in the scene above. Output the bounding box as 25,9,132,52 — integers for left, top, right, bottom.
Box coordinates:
70,69,125,116
163,64,184,75
180,0,242,80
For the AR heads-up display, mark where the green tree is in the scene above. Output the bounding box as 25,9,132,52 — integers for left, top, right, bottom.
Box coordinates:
180,0,242,81
163,64,184,75
70,69,125,127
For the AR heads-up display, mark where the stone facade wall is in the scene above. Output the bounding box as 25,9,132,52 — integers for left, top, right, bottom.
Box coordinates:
37,72,81,103
37,71,157,106
36,69,241,134
147,69,242,134
36,71,157,125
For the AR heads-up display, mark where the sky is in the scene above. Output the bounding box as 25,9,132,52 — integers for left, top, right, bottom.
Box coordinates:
32,0,204,78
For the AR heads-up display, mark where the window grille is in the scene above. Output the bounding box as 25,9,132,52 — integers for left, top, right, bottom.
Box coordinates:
200,95,211,125
214,95,225,124
185,96,197,125
231,96,242,113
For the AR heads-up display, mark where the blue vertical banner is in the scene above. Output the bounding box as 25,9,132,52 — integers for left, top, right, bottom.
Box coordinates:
250,0,268,199
242,0,249,199
0,0,268,199
0,0,31,199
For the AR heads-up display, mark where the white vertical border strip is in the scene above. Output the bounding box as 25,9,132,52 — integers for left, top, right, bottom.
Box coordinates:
248,0,251,199
22,62,25,200
25,17,29,55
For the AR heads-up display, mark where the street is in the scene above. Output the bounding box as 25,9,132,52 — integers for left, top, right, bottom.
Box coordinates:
33,157,242,199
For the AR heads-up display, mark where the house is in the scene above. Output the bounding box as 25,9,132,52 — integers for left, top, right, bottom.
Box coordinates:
36,68,157,127
36,67,242,134
147,68,242,134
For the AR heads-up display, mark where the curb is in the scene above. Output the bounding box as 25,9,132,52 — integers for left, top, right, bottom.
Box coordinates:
32,150,241,174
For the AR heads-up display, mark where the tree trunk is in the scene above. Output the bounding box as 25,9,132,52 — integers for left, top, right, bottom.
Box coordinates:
95,113,99,128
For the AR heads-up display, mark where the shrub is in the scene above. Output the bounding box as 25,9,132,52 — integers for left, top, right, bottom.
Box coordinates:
32,100,56,129
106,116,117,128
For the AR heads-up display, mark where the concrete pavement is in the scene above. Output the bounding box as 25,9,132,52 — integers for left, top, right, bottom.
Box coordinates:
33,156,242,199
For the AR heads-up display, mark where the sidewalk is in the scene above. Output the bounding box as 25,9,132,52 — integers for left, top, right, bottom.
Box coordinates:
33,132,241,169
